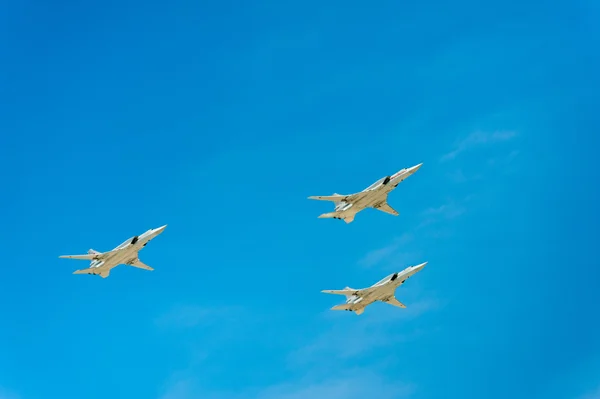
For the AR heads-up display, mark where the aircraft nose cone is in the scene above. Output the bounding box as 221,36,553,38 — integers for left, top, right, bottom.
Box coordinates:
414,262,427,270
156,225,167,232
410,163,423,172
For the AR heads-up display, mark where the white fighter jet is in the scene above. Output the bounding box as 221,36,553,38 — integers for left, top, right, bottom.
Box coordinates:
59,225,167,278
322,262,427,315
308,163,422,223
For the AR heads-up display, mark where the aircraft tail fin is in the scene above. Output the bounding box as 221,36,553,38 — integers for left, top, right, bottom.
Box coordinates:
128,258,154,271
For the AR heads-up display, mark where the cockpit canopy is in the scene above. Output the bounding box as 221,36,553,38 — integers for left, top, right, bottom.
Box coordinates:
365,177,386,191
373,273,395,286
115,238,133,250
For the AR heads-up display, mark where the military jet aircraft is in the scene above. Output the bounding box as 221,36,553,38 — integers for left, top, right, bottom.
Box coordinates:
322,262,427,315
308,163,422,223
59,225,167,278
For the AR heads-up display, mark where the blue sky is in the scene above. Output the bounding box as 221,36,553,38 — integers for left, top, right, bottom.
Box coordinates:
1,0,599,398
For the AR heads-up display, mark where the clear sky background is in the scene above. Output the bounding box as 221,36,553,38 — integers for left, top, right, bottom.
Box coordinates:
1,0,599,398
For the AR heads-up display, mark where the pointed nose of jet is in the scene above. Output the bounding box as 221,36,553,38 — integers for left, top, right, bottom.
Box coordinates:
155,225,167,234
409,163,423,173
413,261,427,271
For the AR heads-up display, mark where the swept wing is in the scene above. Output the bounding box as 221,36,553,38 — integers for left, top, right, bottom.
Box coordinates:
59,254,99,260
374,202,399,216
308,192,366,203
382,297,406,308
59,249,118,261
128,258,154,271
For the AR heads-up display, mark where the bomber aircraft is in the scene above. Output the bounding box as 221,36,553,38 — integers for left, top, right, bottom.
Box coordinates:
308,163,422,223
59,225,167,278
322,262,427,315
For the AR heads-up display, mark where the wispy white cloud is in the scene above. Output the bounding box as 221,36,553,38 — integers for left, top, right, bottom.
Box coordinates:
578,385,600,399
422,202,466,219
358,233,415,268
154,304,243,330
156,296,437,399
288,299,439,367
253,371,415,399
159,369,415,399
441,130,517,162
0,388,18,399
159,378,195,399
418,201,466,228
487,149,520,166
446,168,485,183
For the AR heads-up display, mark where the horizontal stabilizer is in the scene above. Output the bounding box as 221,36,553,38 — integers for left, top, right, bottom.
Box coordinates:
128,259,154,271
383,297,406,309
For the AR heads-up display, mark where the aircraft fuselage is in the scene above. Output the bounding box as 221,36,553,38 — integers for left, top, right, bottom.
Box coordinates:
342,263,425,312
333,165,420,221
87,226,166,273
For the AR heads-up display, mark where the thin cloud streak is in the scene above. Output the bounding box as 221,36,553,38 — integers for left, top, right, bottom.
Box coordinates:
418,201,466,228
156,298,437,399
358,233,414,268
441,131,517,162
288,298,439,367
578,386,600,399
159,370,415,399
154,304,244,330
0,388,18,399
